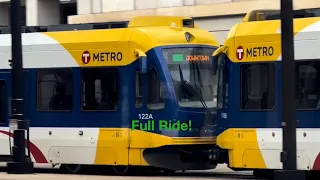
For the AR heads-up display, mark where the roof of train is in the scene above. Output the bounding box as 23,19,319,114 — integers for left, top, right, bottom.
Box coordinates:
0,16,219,69
216,9,320,63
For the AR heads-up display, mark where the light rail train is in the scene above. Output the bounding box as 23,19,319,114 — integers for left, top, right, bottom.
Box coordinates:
211,8,320,178
0,16,220,174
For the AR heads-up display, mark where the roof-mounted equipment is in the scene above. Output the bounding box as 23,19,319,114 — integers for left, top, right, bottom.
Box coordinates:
48,21,128,32
0,15,197,34
243,8,320,22
128,16,197,28
0,21,129,34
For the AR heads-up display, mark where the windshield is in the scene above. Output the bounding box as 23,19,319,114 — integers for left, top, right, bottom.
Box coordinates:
162,47,217,108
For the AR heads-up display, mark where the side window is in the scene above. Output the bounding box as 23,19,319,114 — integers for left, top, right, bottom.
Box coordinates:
147,67,164,110
240,63,275,110
0,80,6,123
81,68,119,111
296,61,320,110
135,71,143,108
224,65,229,108
216,54,229,109
217,60,224,109
37,68,73,111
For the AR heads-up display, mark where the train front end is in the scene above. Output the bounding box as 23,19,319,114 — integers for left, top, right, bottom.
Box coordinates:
125,17,221,172
134,45,219,171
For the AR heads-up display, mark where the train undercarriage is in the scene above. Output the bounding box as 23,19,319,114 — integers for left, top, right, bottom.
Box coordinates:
58,144,220,175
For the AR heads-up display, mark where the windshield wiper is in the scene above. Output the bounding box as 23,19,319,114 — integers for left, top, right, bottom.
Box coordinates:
178,65,215,126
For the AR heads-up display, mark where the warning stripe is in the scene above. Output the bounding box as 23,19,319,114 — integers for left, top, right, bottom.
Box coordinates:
0,130,48,163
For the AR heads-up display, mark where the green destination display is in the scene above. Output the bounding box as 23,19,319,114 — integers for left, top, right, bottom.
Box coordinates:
163,47,214,64
172,54,184,62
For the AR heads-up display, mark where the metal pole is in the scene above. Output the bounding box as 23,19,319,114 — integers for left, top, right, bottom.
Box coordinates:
12,130,26,163
10,0,24,121
280,0,296,170
274,0,305,179
6,0,33,174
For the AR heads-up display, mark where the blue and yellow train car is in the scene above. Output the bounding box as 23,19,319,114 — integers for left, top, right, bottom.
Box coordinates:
0,16,220,174
212,9,320,178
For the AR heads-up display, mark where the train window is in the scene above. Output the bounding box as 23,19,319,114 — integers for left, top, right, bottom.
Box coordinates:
135,71,143,108
81,68,119,111
147,67,164,110
0,80,6,123
240,63,275,110
37,68,73,111
296,61,320,110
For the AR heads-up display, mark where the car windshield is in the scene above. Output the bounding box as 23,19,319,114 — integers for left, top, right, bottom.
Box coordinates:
162,47,217,108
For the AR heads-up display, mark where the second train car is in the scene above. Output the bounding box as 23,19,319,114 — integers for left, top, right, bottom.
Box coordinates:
211,9,320,178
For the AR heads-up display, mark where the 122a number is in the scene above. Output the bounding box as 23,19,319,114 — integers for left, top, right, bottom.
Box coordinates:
138,113,153,119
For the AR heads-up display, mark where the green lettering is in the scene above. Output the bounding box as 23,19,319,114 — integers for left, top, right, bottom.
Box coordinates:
171,120,180,130
159,120,168,130
180,123,188,131
132,120,139,130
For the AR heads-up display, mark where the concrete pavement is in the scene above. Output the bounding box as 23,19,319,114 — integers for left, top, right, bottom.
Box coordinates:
0,164,256,180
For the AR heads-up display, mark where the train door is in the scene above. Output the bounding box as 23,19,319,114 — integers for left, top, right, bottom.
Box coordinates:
132,70,145,165
132,65,166,161
216,53,229,135
0,72,11,162
134,66,166,129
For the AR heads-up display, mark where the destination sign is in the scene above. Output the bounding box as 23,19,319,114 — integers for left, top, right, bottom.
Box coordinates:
172,54,209,62
186,55,210,61
163,47,214,64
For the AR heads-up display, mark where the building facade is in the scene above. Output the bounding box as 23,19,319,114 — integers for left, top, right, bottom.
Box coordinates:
70,0,320,44
0,0,76,26
0,0,320,44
